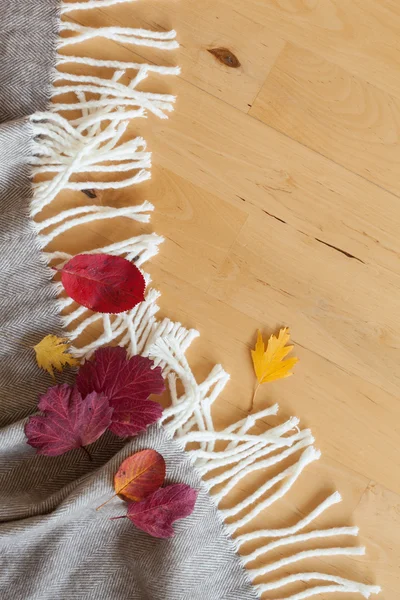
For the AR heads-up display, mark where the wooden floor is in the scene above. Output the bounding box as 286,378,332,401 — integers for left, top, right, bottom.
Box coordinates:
57,1,400,597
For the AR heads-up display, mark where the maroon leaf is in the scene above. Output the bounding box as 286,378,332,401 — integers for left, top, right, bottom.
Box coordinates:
116,484,198,538
76,347,165,436
60,254,146,314
25,384,113,456
109,398,163,437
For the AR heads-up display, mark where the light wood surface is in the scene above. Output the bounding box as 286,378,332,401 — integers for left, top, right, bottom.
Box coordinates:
56,1,400,597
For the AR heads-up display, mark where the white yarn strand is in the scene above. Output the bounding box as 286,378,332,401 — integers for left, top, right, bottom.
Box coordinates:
248,546,366,580
255,573,381,599
242,526,359,565
235,491,343,545
61,0,133,13
224,447,321,532
57,54,180,77
59,22,179,50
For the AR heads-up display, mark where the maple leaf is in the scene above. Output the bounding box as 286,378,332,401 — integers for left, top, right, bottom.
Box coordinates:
76,347,165,437
97,449,166,510
33,334,79,378
250,328,298,409
25,384,113,457
112,484,199,538
59,253,146,314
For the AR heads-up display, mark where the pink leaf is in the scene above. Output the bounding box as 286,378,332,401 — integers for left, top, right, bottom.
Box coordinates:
25,384,113,456
76,347,165,437
124,484,199,538
60,254,146,314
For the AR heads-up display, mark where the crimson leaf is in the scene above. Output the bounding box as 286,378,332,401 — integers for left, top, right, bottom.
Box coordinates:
76,347,165,436
25,384,113,456
114,484,198,538
109,398,163,437
60,253,146,314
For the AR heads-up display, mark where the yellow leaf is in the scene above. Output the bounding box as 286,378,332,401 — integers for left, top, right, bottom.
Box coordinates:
33,334,79,378
251,328,298,385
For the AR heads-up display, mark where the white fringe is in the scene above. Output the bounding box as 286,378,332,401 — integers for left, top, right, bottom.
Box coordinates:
255,573,381,599
61,0,134,13
30,2,180,362
148,336,381,599
59,22,179,49
30,2,381,598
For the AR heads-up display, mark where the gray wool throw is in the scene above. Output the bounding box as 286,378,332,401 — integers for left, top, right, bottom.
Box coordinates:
0,1,382,599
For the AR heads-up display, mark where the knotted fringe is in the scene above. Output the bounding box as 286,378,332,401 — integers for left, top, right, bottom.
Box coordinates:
30,1,381,598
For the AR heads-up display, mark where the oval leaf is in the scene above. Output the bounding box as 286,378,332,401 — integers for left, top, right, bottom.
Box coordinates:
126,484,198,538
25,384,113,456
60,254,146,314
114,449,166,502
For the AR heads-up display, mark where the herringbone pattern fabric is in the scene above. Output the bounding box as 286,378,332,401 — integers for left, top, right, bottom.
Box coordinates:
1,425,258,600
0,2,258,599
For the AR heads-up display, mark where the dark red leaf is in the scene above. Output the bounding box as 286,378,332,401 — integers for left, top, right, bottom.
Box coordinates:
76,347,165,436
122,484,198,538
109,398,163,437
60,254,146,314
25,384,113,456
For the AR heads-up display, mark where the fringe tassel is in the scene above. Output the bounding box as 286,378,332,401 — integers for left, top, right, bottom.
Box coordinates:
31,1,380,598
58,22,179,50
150,336,381,599
31,0,180,360
61,0,141,14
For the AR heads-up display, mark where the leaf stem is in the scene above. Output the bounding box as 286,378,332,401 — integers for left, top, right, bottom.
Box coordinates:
110,516,126,521
96,493,118,511
81,446,92,461
250,383,260,412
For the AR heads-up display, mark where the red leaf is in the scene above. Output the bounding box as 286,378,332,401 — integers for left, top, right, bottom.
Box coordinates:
76,347,165,436
114,449,166,502
109,398,163,437
60,254,146,314
25,384,113,456
122,484,198,538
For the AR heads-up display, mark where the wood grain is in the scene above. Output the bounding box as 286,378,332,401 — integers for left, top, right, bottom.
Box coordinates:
250,43,400,195
55,1,400,597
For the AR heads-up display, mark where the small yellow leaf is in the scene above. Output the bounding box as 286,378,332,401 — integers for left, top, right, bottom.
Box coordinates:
33,334,79,378
251,328,298,385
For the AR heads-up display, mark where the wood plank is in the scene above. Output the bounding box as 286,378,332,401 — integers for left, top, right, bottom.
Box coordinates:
228,0,400,102
120,71,400,279
44,167,248,294
66,1,285,112
250,42,400,195
354,482,400,598
208,210,400,397
146,264,400,495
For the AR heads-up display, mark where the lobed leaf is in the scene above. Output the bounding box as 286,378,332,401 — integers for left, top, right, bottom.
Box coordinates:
125,484,198,538
77,347,165,437
33,334,79,378
25,384,113,456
